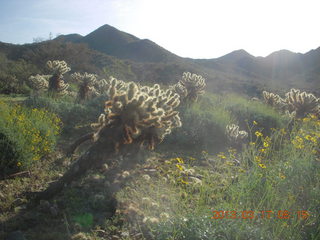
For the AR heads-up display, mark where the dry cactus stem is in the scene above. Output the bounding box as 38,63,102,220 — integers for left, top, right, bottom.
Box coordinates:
46,60,70,95
28,74,50,91
262,91,286,110
34,78,181,200
284,88,320,118
71,72,99,102
172,72,206,102
226,124,248,143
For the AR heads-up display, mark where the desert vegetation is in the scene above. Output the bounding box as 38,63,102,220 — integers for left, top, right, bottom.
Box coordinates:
0,57,319,240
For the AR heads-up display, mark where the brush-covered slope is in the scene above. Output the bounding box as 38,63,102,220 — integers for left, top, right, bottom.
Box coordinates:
57,24,180,63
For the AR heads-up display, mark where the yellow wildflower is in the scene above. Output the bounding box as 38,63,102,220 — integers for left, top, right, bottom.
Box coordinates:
259,148,266,153
253,121,258,125
249,142,256,146
176,164,184,171
305,135,312,141
180,179,189,184
258,163,266,169
303,117,311,123
255,156,262,162
255,131,263,137
310,137,317,143
176,157,184,163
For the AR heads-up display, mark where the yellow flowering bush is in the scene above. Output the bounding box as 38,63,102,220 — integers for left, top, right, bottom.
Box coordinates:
0,101,61,174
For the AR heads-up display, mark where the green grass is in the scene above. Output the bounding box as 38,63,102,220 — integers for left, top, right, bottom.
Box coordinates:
0,92,319,240
0,94,28,102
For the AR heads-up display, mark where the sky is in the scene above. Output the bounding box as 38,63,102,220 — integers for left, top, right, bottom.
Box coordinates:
0,0,320,59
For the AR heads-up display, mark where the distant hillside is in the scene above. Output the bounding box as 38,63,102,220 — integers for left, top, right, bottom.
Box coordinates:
193,48,320,94
57,24,181,63
0,24,319,96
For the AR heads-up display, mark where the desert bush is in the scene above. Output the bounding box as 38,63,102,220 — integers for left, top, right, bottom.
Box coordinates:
163,93,234,153
24,95,105,135
0,101,60,175
222,93,288,136
0,53,37,94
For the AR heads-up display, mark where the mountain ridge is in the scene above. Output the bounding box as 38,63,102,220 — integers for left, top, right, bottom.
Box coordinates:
0,24,319,96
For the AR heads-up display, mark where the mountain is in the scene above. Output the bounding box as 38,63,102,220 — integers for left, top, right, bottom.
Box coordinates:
0,24,319,96
55,33,83,42
57,24,180,63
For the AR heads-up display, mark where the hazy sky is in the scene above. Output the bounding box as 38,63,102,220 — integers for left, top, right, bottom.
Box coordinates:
0,0,319,58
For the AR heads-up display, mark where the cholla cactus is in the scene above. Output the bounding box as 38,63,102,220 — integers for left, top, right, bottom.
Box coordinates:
28,74,50,91
94,76,127,96
172,72,206,102
284,88,320,118
171,82,187,98
250,97,260,102
226,124,248,143
91,78,181,151
46,60,70,95
285,110,296,119
46,60,71,75
262,91,286,110
71,72,99,101
94,78,109,94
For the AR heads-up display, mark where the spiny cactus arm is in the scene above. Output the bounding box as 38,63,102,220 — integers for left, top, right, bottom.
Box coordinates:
285,88,320,117
92,80,181,151
28,74,49,91
226,124,248,143
171,82,187,98
46,60,70,95
71,72,97,85
263,90,286,109
47,60,71,75
177,72,206,102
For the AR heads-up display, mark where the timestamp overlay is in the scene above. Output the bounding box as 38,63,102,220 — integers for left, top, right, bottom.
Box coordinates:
210,210,311,220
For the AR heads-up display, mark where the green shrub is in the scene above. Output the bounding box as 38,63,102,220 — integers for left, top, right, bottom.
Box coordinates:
163,93,234,154
222,94,289,136
0,101,60,174
24,95,105,135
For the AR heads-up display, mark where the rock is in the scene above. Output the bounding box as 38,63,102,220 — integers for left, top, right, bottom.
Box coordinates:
6,231,26,240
